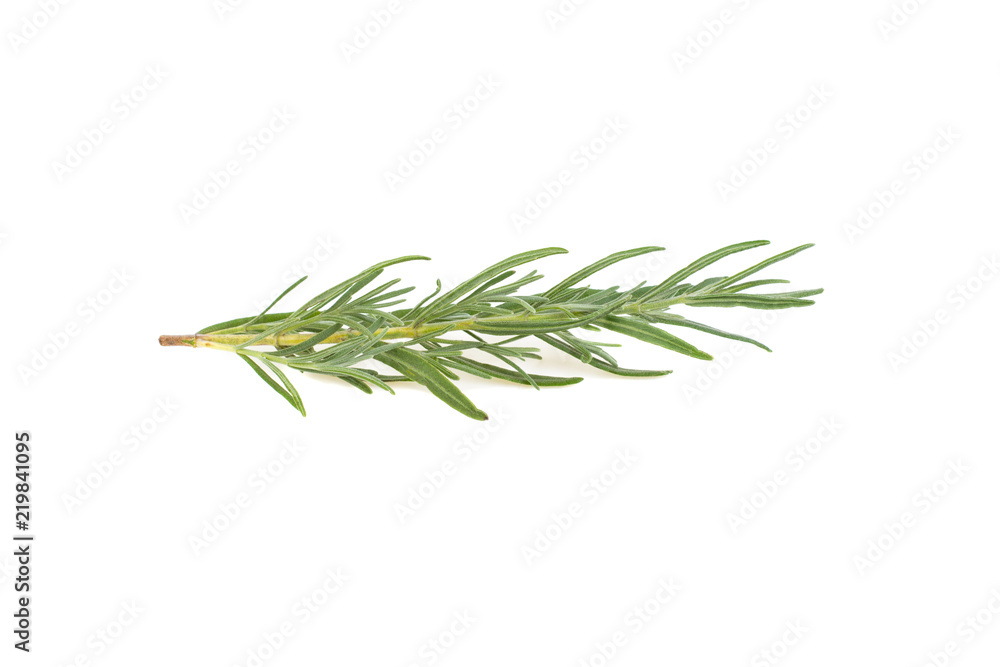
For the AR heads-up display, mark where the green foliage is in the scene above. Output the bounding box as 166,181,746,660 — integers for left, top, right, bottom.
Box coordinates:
167,241,822,419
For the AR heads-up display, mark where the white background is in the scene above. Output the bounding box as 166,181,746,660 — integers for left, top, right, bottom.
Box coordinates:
3,0,999,665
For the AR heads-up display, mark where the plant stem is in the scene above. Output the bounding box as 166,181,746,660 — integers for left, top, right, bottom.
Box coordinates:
157,300,701,350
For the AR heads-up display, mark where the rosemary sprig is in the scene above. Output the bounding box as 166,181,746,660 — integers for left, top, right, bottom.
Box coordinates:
159,241,822,420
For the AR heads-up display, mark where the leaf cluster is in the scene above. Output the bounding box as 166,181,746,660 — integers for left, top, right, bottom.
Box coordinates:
191,241,822,419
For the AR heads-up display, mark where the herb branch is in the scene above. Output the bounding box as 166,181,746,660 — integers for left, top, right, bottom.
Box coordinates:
159,241,822,420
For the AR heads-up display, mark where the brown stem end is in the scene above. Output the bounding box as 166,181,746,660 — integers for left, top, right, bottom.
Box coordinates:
159,334,196,347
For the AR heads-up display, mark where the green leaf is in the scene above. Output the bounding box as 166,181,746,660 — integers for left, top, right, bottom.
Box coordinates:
681,293,820,309
639,240,769,303
599,315,713,360
646,313,771,352
376,347,488,420
260,357,305,412
536,333,671,377
543,246,664,299
245,276,308,327
292,255,430,318
440,357,584,387
337,375,374,394
237,353,306,416
719,279,790,293
711,244,815,291
400,279,442,320
328,270,384,311
411,247,567,323
196,311,291,335
291,364,395,393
